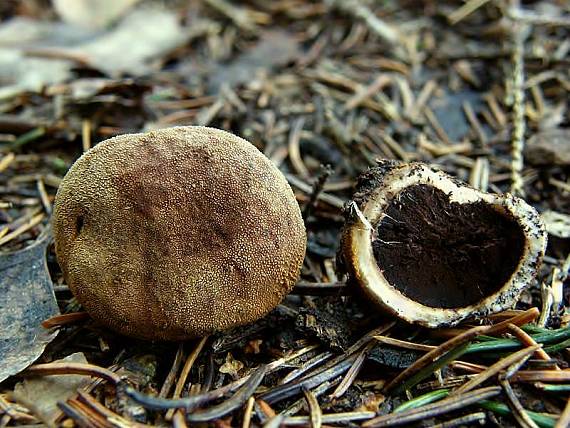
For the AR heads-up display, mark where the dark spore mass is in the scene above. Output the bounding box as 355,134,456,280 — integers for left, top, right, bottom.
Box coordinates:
372,184,526,308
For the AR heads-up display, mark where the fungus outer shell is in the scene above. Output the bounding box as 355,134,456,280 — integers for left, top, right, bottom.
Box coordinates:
340,161,547,328
52,126,306,340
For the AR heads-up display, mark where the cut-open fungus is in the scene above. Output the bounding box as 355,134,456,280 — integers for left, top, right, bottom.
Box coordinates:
339,161,546,328
52,126,306,340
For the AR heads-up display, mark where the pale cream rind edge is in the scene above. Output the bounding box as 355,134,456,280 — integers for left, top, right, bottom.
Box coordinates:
345,163,547,328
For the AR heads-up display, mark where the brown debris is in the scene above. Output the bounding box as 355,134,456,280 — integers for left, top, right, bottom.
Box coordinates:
0,0,568,427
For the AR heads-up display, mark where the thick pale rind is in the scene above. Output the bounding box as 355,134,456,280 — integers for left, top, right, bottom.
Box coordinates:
52,126,306,340
341,162,546,328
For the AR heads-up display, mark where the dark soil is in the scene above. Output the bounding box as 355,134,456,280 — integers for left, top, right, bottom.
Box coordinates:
372,184,526,308
1,1,569,426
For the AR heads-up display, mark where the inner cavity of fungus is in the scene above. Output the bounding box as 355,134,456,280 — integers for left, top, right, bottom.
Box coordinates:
372,184,526,309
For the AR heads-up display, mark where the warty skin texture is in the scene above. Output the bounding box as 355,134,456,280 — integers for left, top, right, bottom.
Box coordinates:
52,126,306,340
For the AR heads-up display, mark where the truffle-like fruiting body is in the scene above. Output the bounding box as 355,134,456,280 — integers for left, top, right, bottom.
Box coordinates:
53,126,306,340
339,161,546,328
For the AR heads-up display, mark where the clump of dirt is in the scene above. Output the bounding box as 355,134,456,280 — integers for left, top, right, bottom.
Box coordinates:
372,184,526,308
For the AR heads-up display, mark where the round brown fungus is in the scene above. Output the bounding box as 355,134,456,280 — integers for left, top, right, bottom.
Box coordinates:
52,126,306,340
340,161,547,328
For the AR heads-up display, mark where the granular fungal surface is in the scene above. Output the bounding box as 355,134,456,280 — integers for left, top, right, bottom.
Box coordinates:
372,185,526,308
0,1,567,425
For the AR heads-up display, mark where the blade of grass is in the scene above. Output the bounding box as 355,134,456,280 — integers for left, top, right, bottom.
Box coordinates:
10,127,46,149
536,384,570,392
453,344,540,394
395,343,471,394
544,338,570,354
394,389,450,413
465,327,570,355
480,401,556,428
384,326,488,393
363,386,501,428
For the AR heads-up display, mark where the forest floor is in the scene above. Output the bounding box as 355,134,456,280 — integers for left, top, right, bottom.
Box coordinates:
0,0,569,427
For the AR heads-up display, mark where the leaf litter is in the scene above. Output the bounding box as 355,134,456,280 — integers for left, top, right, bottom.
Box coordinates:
0,4,198,98
0,0,569,427
0,228,59,384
